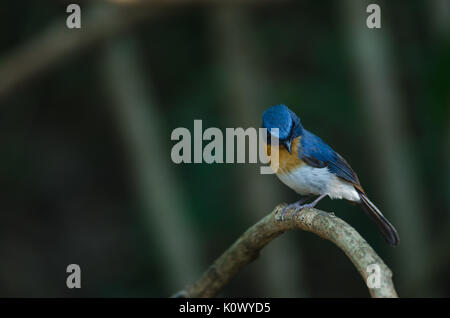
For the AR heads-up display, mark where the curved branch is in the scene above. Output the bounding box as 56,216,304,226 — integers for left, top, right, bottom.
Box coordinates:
176,204,398,298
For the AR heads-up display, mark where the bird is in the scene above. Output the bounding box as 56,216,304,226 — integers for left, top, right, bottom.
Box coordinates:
262,104,399,246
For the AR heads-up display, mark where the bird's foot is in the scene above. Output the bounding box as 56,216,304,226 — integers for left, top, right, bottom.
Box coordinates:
280,197,309,221
280,194,328,221
291,202,318,218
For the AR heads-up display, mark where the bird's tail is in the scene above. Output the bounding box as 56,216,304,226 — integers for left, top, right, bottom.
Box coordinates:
356,189,400,246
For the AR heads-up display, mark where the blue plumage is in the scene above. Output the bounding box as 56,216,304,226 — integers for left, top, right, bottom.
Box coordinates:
262,105,293,141
299,130,360,187
262,104,358,186
262,104,399,245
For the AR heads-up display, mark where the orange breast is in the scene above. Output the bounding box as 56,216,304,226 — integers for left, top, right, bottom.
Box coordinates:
265,136,304,174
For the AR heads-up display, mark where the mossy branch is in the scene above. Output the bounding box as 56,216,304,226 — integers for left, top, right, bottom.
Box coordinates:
175,204,398,298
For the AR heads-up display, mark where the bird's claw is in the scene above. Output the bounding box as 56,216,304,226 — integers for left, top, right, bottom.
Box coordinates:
280,205,290,221
280,198,310,221
292,206,304,218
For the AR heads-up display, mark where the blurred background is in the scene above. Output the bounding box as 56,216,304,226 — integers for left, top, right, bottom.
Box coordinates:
0,0,449,297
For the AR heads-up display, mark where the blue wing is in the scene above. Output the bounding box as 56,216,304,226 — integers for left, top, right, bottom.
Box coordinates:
299,129,361,187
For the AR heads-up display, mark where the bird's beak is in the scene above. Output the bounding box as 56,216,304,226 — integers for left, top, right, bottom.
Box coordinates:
284,139,292,154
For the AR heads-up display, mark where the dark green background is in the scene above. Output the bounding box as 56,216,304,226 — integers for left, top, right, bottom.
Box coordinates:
0,0,448,297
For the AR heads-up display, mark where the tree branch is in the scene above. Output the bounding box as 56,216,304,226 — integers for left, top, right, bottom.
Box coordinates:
176,204,398,298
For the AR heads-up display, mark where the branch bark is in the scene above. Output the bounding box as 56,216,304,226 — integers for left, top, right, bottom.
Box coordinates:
176,204,398,298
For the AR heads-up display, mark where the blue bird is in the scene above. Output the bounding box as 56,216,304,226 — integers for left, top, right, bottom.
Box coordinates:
262,104,399,245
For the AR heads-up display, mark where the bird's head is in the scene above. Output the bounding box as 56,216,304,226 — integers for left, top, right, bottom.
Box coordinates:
262,104,303,154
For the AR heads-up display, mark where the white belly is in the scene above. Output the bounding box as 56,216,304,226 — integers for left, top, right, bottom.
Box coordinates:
277,165,360,202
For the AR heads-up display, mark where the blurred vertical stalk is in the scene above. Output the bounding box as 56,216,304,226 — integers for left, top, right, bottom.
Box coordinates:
430,0,450,268
210,4,307,297
100,9,201,292
343,0,432,295
430,0,450,36
431,0,450,211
